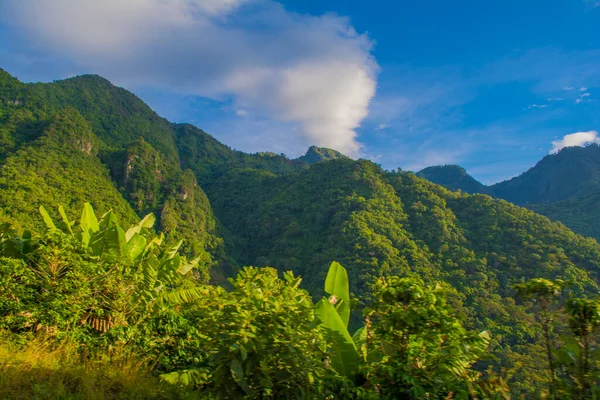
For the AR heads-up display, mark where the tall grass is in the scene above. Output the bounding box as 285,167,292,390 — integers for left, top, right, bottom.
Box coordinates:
0,336,204,400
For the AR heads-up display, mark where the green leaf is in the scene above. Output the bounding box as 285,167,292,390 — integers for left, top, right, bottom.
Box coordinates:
176,255,201,275
125,213,155,242
230,359,252,395
160,369,209,386
314,298,359,380
58,205,73,235
127,234,147,261
39,206,56,231
80,202,100,247
21,230,32,255
159,287,209,306
164,239,183,260
89,211,126,258
324,261,351,327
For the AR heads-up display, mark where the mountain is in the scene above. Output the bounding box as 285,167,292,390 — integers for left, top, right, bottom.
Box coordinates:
2,68,600,393
491,145,600,204
417,165,489,194
297,145,347,164
417,145,600,240
0,69,342,276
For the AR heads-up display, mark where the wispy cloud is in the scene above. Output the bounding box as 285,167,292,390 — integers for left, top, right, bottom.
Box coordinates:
576,89,592,104
1,0,378,156
550,130,600,153
375,123,389,131
526,104,549,110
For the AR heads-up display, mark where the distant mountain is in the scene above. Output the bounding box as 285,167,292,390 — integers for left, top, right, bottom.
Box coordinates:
417,145,600,240
417,165,489,195
490,145,600,204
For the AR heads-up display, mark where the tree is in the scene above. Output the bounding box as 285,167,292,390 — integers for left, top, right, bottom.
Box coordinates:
564,297,600,399
162,267,334,399
364,276,489,399
513,278,565,398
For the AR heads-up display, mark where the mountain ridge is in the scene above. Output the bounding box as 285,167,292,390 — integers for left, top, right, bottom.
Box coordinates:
417,144,600,240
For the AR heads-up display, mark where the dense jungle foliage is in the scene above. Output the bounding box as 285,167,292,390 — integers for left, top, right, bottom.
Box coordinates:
1,69,600,398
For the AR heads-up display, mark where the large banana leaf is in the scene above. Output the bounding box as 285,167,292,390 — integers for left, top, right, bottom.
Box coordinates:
80,202,100,246
57,205,74,235
126,234,147,261
125,213,155,242
89,211,126,258
39,206,56,231
315,298,359,380
324,261,350,327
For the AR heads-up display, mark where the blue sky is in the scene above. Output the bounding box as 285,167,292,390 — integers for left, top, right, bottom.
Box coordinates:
1,0,599,183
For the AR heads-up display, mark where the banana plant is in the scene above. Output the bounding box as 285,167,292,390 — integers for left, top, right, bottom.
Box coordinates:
314,261,361,381
39,203,156,262
38,203,208,325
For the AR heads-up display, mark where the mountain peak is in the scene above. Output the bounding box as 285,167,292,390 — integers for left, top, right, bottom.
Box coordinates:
57,73,114,86
417,165,488,194
297,146,346,164
490,143,600,204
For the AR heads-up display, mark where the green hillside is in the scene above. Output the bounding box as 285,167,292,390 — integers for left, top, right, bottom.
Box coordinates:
0,108,139,231
0,70,227,277
1,69,600,397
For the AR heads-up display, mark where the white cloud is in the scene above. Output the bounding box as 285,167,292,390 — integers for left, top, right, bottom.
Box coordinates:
375,123,390,131
235,109,249,117
563,86,574,90
580,87,588,91
576,92,591,104
526,104,548,109
550,130,600,153
1,0,378,156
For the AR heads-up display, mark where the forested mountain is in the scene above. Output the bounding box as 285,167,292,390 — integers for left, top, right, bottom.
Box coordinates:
417,165,490,195
492,145,600,204
418,146,600,240
0,68,325,278
1,68,600,397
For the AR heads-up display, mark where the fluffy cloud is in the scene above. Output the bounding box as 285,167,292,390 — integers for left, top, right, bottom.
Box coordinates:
1,0,377,155
550,130,600,153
